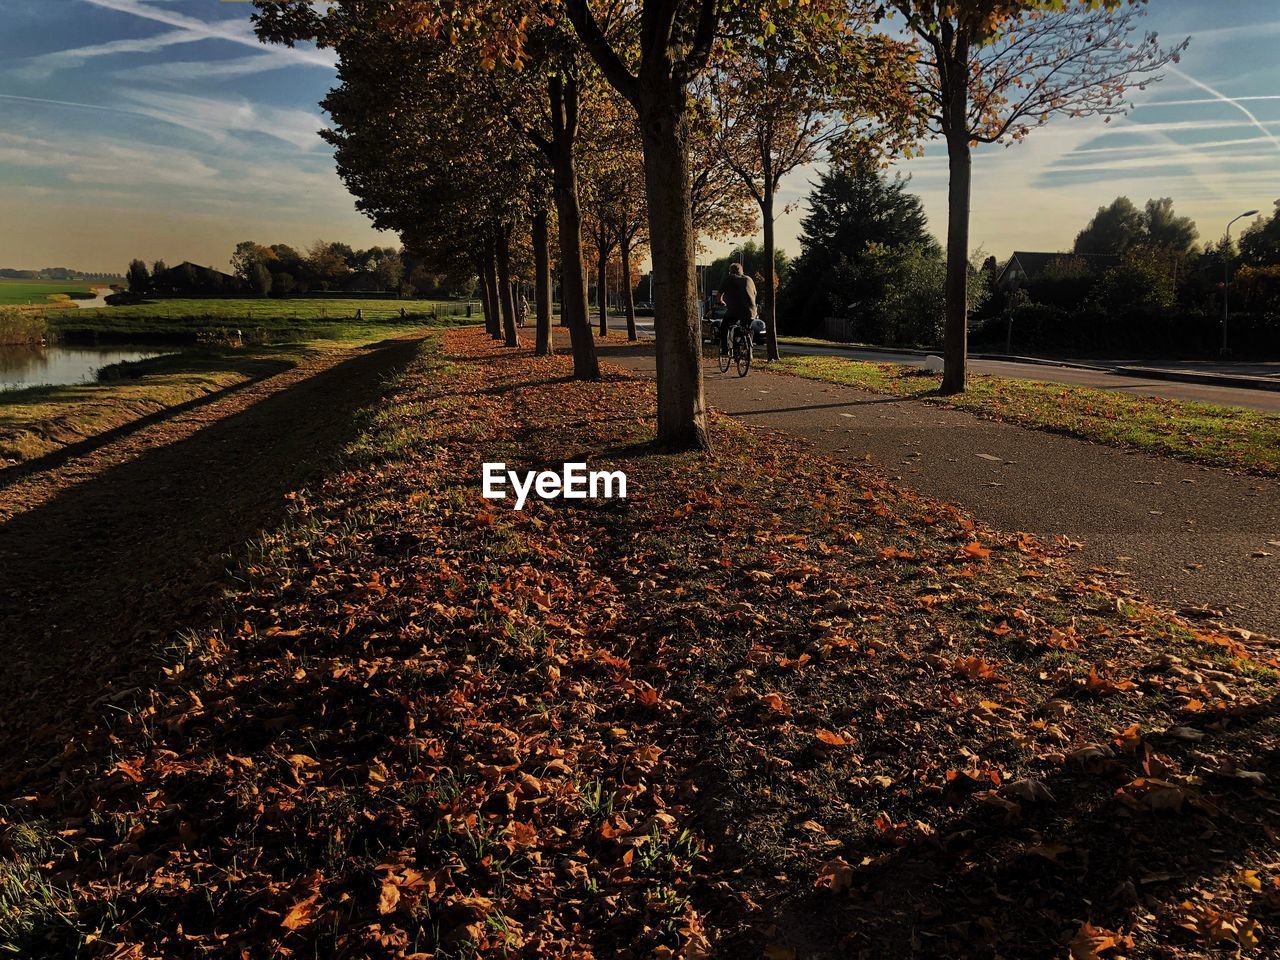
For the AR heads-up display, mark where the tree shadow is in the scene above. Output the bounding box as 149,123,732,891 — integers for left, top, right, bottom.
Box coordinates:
707,708,1280,959
0,337,423,779
0,356,295,488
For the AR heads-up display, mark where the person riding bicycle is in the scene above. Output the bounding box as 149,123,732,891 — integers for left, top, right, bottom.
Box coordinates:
716,262,757,357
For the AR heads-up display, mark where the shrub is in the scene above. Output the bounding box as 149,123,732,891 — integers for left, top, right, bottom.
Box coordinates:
0,307,47,345
1087,248,1177,318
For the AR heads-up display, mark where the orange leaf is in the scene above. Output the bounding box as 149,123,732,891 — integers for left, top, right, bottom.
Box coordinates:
281,894,321,930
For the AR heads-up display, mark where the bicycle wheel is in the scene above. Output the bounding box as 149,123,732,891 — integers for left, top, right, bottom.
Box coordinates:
735,331,752,377
717,333,731,373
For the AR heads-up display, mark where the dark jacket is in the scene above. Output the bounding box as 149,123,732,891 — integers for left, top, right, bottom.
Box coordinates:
719,274,758,321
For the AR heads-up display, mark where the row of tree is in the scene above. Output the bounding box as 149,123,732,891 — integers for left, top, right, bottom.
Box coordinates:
249,0,1185,451
124,242,476,299
0,267,122,282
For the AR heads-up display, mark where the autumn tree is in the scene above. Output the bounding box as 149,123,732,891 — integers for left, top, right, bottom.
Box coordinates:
687,95,758,247
580,96,648,341
254,2,539,347
889,0,1186,393
707,6,916,360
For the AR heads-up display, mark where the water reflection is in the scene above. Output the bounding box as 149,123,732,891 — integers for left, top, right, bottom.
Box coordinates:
0,343,173,392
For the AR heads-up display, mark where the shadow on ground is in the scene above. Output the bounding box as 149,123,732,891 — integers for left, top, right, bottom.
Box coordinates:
0,337,423,780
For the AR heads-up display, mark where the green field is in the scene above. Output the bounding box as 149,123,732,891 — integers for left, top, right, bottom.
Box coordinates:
48,297,482,343
0,279,99,305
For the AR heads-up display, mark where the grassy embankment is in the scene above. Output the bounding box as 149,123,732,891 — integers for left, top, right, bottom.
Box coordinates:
0,279,98,306
1,328,1274,959
1,302,477,465
776,354,1280,475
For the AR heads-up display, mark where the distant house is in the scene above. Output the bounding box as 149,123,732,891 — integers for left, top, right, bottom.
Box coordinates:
995,251,1121,290
152,261,244,296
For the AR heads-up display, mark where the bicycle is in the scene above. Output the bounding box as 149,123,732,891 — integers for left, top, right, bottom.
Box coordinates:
716,319,754,378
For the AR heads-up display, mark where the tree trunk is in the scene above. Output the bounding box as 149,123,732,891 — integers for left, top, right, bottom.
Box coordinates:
638,83,709,451
559,264,569,327
495,224,519,348
547,92,599,376
621,232,638,342
597,242,609,337
941,48,971,395
483,242,502,341
477,254,497,338
761,186,779,361
533,209,553,356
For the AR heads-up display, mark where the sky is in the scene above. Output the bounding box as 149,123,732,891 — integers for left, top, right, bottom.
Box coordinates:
0,0,1278,274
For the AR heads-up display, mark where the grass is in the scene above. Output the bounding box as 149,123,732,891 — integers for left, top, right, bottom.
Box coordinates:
776,354,1280,475
49,297,480,343
0,315,475,465
0,279,98,306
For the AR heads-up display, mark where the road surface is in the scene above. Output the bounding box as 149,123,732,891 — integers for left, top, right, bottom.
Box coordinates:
601,316,1280,412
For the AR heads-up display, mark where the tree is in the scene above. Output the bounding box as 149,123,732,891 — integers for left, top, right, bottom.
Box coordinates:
1074,197,1146,256
253,4,598,371
369,248,405,292
306,241,351,290
126,259,150,294
1241,200,1280,267
889,0,1186,393
707,6,915,360
249,261,274,297
780,159,936,333
1143,197,1198,254
562,0,726,450
231,241,277,293
1087,247,1176,317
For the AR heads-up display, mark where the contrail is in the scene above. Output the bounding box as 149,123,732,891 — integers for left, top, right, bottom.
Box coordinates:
0,93,136,117
1168,66,1280,154
0,93,174,129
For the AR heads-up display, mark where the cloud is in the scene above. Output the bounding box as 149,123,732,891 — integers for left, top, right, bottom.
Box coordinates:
113,52,307,83
119,89,327,150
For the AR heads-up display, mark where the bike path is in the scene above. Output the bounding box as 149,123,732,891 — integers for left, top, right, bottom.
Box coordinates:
600,341,1280,636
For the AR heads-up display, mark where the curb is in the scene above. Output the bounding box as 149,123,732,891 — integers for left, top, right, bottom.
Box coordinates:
1112,366,1280,393
776,340,1280,394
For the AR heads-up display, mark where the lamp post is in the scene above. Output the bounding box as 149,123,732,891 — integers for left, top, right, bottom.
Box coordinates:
1223,209,1259,356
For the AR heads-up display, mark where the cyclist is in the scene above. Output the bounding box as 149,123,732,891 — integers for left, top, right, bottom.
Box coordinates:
716,263,757,358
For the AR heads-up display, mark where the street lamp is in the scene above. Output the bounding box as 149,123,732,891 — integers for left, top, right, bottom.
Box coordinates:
1223,209,1259,357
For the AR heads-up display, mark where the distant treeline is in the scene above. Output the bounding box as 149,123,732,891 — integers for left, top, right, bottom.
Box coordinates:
124,240,477,301
970,196,1280,356
0,268,122,281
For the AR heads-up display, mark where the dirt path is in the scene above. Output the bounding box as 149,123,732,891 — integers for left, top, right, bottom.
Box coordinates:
601,341,1280,636
0,335,424,777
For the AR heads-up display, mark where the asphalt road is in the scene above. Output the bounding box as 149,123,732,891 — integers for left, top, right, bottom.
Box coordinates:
600,340,1280,636
603,317,1280,412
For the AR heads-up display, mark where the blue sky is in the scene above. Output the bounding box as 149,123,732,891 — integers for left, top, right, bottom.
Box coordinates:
1,0,1278,273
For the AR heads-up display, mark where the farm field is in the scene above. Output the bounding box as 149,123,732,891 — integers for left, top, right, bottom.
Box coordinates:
0,279,101,305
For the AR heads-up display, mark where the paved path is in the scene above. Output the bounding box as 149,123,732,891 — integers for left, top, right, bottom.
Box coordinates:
599,341,1280,636
601,318,1280,411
